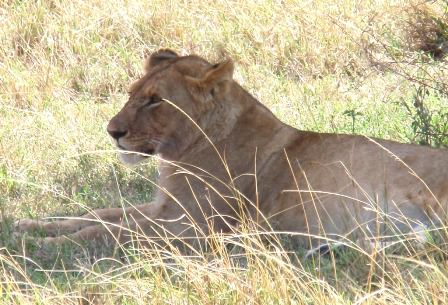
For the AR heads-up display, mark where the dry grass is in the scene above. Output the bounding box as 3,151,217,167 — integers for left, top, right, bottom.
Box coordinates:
1,0,448,304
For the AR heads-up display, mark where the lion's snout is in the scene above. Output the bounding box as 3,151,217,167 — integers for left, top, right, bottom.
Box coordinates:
107,117,128,140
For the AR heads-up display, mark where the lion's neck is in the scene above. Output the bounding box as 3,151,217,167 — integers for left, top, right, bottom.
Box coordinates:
184,83,294,166
160,84,297,210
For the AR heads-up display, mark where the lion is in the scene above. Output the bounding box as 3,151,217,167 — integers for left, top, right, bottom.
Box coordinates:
16,49,448,251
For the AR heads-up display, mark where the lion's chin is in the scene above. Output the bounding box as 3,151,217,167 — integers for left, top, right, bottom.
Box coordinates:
118,151,149,166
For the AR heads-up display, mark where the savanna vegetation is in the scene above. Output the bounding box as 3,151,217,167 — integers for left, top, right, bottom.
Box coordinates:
1,0,448,304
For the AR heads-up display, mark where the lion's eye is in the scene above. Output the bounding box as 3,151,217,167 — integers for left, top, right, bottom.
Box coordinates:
143,95,162,108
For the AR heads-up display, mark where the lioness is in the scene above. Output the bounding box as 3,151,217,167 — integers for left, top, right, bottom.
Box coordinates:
16,49,448,250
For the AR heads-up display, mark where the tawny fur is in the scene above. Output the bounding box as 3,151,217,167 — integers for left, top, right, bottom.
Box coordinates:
16,50,448,249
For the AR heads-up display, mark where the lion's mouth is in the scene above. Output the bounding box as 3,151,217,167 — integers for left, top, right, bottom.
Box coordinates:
143,148,155,155
117,144,155,157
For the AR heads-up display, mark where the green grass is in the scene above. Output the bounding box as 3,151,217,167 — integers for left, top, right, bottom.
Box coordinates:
1,0,448,304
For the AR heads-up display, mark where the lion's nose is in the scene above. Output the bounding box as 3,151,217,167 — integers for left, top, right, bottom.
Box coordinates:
107,121,128,140
108,129,127,140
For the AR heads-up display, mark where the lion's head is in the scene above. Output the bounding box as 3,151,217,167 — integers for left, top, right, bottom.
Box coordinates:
107,49,235,164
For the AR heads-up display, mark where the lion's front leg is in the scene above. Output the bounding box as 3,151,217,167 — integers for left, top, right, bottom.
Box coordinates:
14,203,156,237
42,212,198,250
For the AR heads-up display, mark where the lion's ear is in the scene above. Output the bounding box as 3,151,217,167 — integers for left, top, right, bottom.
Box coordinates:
145,49,178,72
200,59,234,96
